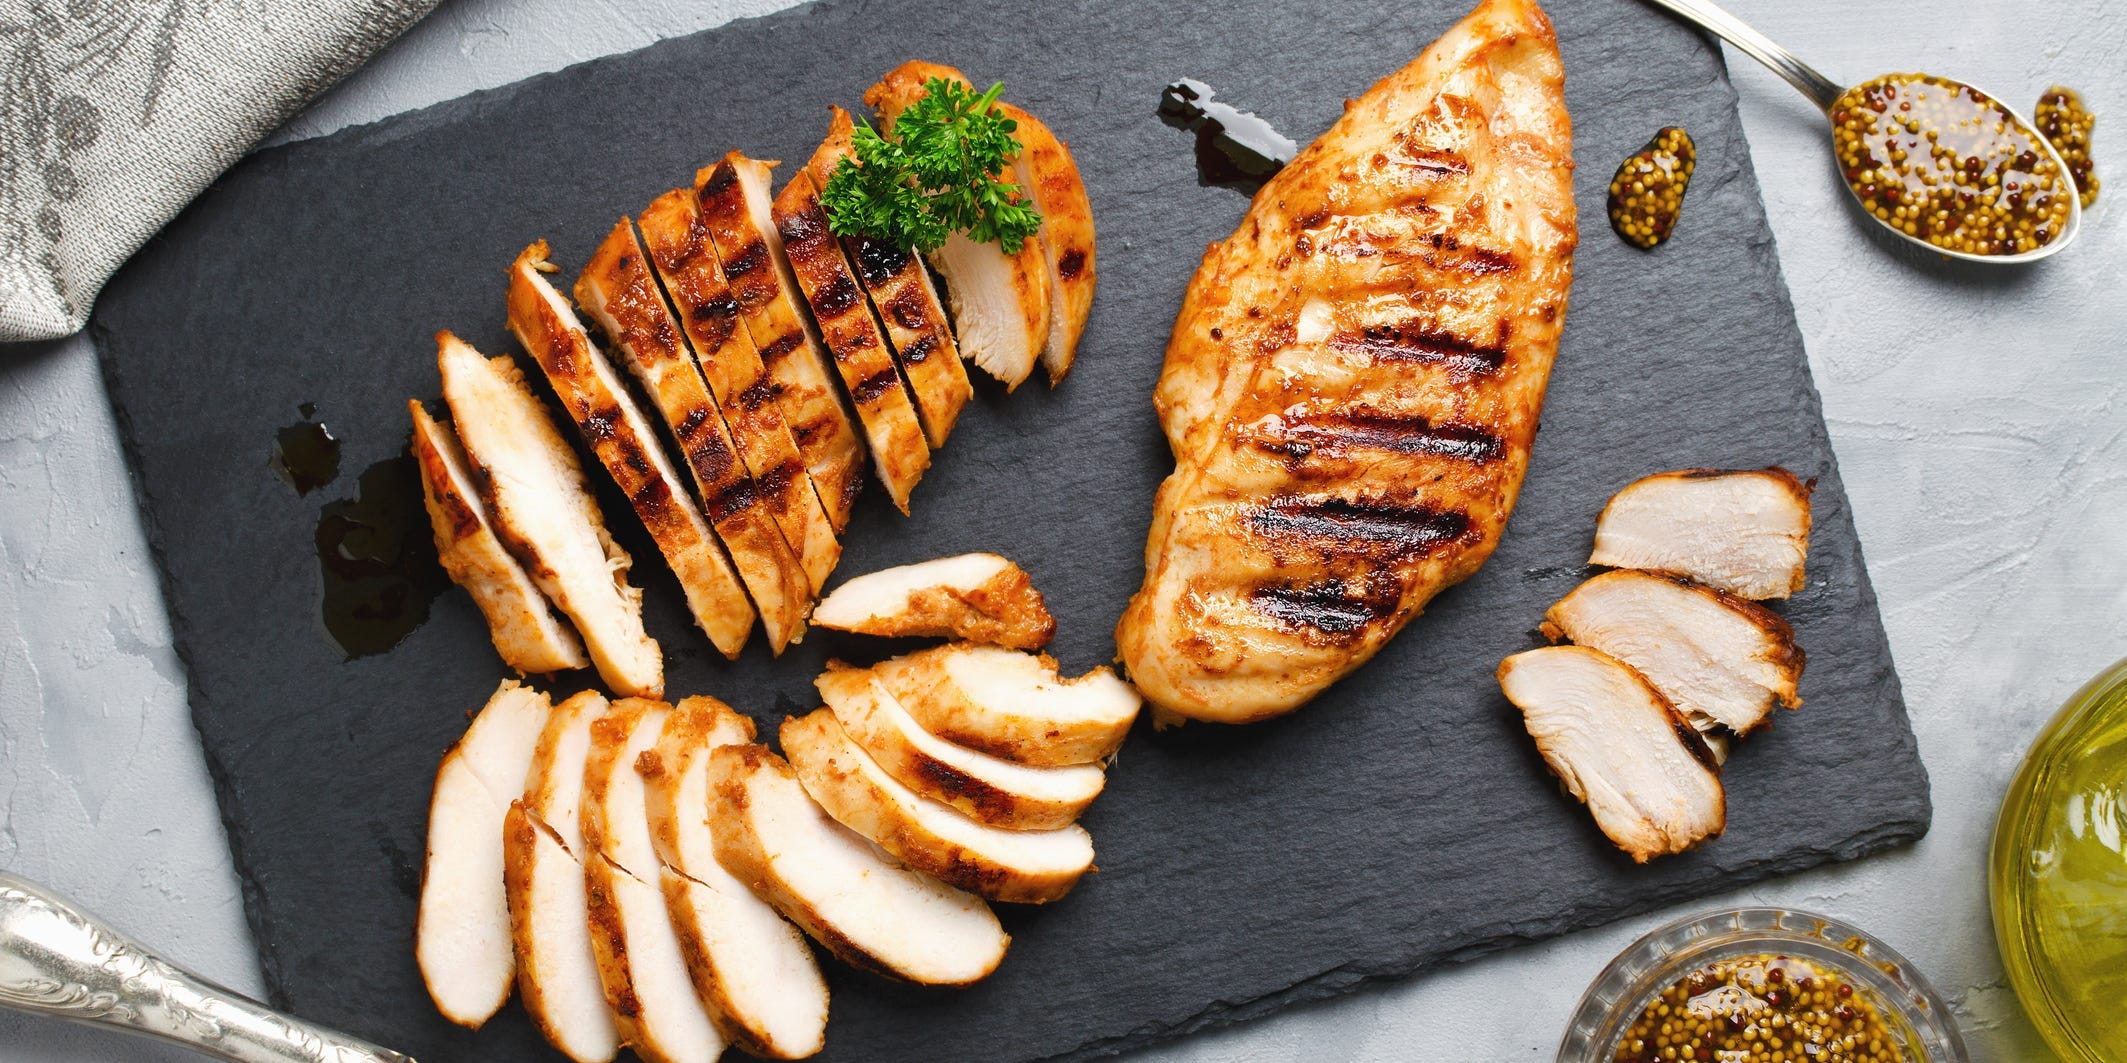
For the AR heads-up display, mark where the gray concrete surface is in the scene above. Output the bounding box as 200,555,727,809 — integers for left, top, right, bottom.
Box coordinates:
3,0,2121,1058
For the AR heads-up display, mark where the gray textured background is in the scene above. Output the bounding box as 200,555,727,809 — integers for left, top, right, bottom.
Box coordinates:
1,0,2121,1060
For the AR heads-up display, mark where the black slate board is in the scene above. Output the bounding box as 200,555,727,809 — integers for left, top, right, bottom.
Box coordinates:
90,0,1932,1059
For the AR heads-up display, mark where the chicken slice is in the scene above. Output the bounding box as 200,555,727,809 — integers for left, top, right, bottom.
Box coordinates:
781,708,1094,903
810,553,1055,649
576,219,811,653
772,168,934,513
697,153,868,532
1496,646,1725,862
1589,468,1812,600
706,743,1009,985
1117,0,1578,723
437,331,661,698
639,698,828,1060
409,398,588,675
997,102,1096,385
578,699,726,1063
873,643,1140,766
506,691,620,1063
637,188,843,594
805,105,974,445
417,681,550,1028
865,62,1052,390
1543,569,1804,737
509,242,755,661
817,663,1104,830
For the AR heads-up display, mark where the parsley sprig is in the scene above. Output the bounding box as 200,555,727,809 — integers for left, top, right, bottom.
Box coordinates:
822,79,1043,255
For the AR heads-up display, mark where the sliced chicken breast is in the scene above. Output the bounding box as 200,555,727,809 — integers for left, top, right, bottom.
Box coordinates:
438,331,661,697
874,643,1140,766
1497,646,1726,863
577,219,811,654
996,102,1096,385
418,681,550,1028
509,242,755,661
1589,468,1812,600
637,187,844,594
865,62,1052,390
507,691,620,1063
805,106,974,445
772,168,934,513
1543,569,1804,737
706,743,1009,985
579,699,726,1063
641,699,828,1060
817,663,1104,830
410,400,587,675
697,153,868,533
781,709,1094,903
811,553,1055,650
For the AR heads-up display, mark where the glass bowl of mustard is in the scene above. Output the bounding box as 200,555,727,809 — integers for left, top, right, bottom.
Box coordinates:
1557,907,1968,1063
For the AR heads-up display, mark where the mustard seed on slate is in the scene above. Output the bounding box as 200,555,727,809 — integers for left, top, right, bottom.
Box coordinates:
1608,126,1696,250
2035,85,2099,208
1610,955,1907,1063
1832,74,2071,256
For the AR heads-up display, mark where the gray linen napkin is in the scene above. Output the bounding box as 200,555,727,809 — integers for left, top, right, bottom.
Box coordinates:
0,0,439,342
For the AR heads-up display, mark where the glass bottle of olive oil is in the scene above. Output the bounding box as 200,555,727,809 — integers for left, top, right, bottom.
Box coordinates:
1992,658,2127,1062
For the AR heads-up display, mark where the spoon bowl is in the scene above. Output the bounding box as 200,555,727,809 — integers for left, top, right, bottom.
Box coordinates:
1642,0,2082,264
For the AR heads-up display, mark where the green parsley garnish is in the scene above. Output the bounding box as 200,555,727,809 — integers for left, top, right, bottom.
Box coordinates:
822,78,1043,255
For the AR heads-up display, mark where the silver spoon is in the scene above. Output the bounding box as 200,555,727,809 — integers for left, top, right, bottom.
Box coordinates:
0,872,416,1062
1643,0,2082,264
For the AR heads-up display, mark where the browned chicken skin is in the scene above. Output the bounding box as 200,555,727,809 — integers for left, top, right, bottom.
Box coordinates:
1116,0,1577,723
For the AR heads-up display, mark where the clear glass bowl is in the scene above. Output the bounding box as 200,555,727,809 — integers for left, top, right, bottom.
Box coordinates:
1556,907,1968,1062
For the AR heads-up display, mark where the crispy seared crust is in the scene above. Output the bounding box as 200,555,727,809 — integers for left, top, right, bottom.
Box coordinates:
997,102,1097,385
817,663,1101,829
772,169,933,514
510,241,755,661
696,154,868,533
781,710,1094,903
437,332,661,698
637,189,844,595
576,220,811,653
806,106,973,445
409,399,588,674
874,645,1137,766
813,558,1056,649
1117,0,1577,722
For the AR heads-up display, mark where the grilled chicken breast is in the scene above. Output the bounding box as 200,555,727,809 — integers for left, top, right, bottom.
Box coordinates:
807,106,974,446
874,643,1141,766
997,102,1097,384
811,553,1055,650
576,220,811,653
1116,0,1577,723
510,242,756,661
409,399,588,675
866,62,1052,390
437,331,662,698
697,153,869,532
636,188,844,595
773,168,934,513
1589,468,1812,600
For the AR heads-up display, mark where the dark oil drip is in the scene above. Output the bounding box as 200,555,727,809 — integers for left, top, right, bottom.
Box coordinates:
1158,78,1297,194
272,409,341,495
315,455,446,660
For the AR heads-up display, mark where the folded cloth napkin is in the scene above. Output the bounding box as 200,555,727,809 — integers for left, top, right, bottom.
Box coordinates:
0,0,438,342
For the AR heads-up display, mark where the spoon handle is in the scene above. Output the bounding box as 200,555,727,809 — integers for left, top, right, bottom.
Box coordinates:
1639,0,1844,112
0,872,415,1062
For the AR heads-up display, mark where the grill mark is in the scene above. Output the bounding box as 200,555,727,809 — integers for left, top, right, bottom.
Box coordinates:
1058,248,1086,280
687,430,739,487
707,473,762,523
699,165,739,200
848,235,907,287
581,409,618,442
852,367,901,406
721,240,768,280
737,381,777,410
812,274,860,319
1250,581,1396,637
758,332,802,366
758,458,800,499
778,201,828,250
676,407,713,443
1329,321,1505,374
899,333,937,365
885,287,930,332
1432,246,1519,275
1250,496,1470,560
1264,413,1504,463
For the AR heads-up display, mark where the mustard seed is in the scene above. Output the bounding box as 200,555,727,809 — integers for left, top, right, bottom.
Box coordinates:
1610,956,1905,1063
2034,85,2099,208
1608,126,1696,250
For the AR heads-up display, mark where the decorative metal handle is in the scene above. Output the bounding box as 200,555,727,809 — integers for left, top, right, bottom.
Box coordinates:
0,872,415,1062
1639,0,1845,112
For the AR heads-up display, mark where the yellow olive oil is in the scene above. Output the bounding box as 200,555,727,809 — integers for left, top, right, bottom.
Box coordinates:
1992,659,2127,1062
